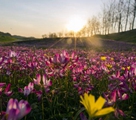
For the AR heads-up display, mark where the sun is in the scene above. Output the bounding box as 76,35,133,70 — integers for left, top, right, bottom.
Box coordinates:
66,16,86,32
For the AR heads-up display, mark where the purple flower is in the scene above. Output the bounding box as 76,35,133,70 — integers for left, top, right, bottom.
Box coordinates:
34,74,52,92
24,82,34,96
109,71,124,81
2,98,31,120
34,74,41,85
80,113,88,120
4,84,12,96
34,90,42,100
19,82,34,96
0,83,6,88
131,63,136,76
43,74,52,88
114,108,125,118
9,51,17,58
50,51,69,64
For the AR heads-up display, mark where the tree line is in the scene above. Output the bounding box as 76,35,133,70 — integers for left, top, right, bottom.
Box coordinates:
42,0,136,38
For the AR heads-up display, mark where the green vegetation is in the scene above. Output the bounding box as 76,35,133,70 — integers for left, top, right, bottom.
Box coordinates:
0,31,36,44
1,47,136,120
95,29,136,43
1,29,136,45
0,31,17,43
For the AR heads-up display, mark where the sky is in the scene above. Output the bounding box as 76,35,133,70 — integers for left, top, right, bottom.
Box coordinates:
0,0,108,38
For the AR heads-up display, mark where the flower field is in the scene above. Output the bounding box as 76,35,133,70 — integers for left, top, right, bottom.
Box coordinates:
0,46,136,120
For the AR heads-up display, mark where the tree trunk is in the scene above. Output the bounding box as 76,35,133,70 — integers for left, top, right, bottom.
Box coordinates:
132,0,136,30
124,0,130,31
118,13,122,33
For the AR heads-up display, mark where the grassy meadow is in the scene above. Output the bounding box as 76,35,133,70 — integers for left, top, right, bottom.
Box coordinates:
0,45,136,120
0,29,136,120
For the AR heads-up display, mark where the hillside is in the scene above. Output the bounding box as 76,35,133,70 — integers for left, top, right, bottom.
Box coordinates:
1,29,136,44
7,37,136,51
0,31,16,43
95,29,136,43
0,31,35,43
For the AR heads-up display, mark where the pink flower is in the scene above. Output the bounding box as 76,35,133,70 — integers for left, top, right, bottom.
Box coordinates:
34,74,41,85
24,82,34,96
9,51,17,58
33,74,52,92
19,82,34,96
2,98,31,120
0,83,6,88
4,84,12,96
34,90,42,100
114,108,125,118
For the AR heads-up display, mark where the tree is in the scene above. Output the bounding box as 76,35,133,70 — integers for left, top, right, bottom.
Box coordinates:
58,32,63,38
124,0,131,31
42,34,48,38
132,0,136,29
49,33,58,38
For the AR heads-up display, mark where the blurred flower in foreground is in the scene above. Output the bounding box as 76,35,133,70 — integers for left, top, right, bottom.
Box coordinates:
9,51,17,58
0,83,6,87
2,98,31,120
80,93,114,118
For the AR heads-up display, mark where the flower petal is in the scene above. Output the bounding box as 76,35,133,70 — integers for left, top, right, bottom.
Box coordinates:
88,94,95,115
80,93,95,116
0,83,6,87
80,113,88,120
18,100,31,119
80,94,88,110
95,107,114,117
94,96,105,111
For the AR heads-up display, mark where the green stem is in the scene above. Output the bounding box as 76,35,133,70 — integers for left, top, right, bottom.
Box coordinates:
25,96,29,120
42,96,45,120
74,107,85,120
0,97,2,120
89,117,95,120
41,85,45,120
89,117,92,120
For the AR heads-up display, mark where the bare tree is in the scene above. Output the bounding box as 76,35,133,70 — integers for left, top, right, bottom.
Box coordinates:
131,0,136,29
104,0,116,34
117,0,123,33
87,16,100,35
68,31,74,37
101,3,111,35
58,32,63,38
76,31,82,37
86,19,92,37
42,34,48,38
80,26,87,37
49,33,58,38
124,0,131,31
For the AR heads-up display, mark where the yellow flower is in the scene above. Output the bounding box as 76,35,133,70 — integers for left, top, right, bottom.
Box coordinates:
110,58,114,61
127,66,130,70
100,56,106,61
122,67,125,70
122,66,130,70
80,93,114,118
106,64,112,68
